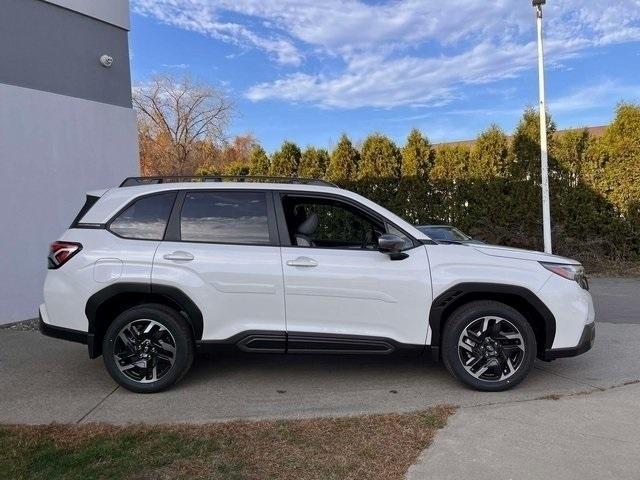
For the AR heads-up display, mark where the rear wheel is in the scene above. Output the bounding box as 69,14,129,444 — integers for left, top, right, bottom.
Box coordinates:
442,300,536,391
103,304,194,393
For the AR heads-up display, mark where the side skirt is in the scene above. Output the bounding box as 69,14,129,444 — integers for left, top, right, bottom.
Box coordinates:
196,331,428,357
197,331,287,354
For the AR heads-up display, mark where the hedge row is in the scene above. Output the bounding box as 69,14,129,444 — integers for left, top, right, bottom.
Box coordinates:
197,104,640,262
339,176,640,263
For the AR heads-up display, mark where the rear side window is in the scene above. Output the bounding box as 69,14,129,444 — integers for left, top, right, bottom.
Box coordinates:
180,191,271,245
70,194,100,227
109,192,176,240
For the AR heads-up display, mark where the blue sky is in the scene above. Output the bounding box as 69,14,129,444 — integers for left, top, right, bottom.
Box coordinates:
130,0,640,152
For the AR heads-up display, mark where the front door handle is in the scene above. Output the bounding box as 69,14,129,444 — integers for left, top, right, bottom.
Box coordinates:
286,256,318,267
163,251,194,262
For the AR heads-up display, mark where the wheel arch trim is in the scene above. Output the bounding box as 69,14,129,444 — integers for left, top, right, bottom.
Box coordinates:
85,282,204,358
428,282,556,355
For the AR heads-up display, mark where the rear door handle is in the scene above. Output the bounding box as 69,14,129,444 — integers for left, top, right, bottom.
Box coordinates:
163,251,194,262
286,256,318,267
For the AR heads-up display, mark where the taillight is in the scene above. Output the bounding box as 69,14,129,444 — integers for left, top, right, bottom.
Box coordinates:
48,241,82,269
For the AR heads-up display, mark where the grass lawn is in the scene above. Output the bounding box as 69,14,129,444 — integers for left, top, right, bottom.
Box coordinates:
0,405,454,480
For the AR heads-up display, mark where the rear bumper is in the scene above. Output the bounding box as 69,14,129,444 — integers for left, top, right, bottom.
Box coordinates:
541,322,595,361
39,307,89,346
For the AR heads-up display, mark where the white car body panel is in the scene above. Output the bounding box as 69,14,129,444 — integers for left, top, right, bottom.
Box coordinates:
425,243,593,348
426,244,553,299
538,273,595,348
42,228,158,331
152,242,286,340
473,244,580,264
281,245,432,344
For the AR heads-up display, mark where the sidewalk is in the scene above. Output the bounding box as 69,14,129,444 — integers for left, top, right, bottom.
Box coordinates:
407,382,640,480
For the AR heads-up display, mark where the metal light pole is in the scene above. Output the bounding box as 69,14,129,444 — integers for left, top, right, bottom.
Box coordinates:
533,0,552,253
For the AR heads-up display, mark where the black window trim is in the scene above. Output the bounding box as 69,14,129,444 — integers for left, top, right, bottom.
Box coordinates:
105,191,179,241
101,187,421,250
273,190,421,251
166,188,279,247
70,194,102,228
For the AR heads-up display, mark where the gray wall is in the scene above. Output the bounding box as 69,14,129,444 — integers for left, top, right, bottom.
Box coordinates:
0,0,132,108
0,84,139,324
0,0,138,324
44,0,131,29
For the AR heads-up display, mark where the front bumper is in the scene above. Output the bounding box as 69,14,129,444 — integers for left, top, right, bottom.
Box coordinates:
541,322,595,361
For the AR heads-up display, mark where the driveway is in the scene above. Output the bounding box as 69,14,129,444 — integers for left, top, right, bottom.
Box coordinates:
0,277,638,425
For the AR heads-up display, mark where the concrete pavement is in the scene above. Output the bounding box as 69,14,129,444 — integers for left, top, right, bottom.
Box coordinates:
0,277,638,424
405,277,640,480
0,322,638,424
407,382,640,480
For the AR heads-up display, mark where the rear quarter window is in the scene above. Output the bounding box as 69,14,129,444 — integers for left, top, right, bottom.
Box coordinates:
179,191,271,245
109,192,176,240
70,194,100,227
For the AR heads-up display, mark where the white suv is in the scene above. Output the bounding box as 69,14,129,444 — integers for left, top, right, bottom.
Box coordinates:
40,176,595,393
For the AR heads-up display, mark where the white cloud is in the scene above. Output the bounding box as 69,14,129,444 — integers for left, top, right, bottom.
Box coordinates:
161,63,189,69
132,0,640,108
549,79,640,113
132,0,303,65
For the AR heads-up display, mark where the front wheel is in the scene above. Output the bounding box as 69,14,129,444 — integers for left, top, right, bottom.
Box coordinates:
103,304,194,393
442,300,536,392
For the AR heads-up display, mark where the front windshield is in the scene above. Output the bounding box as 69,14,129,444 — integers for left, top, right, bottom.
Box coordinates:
419,226,472,241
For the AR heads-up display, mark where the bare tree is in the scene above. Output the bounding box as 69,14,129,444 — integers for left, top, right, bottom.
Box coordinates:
134,75,234,175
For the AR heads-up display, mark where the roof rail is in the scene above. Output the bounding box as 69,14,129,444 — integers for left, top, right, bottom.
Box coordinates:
119,175,338,188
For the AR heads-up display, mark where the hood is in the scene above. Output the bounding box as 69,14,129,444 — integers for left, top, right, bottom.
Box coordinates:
472,244,580,264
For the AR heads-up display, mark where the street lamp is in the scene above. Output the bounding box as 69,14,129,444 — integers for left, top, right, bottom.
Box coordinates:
533,0,552,254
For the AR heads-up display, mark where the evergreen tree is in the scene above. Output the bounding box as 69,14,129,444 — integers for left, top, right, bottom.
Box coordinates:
469,125,510,179
430,144,472,181
552,128,591,186
401,128,432,178
510,107,556,181
358,133,402,179
194,164,220,176
248,145,270,175
269,140,301,177
298,147,329,179
587,103,640,215
223,161,250,176
326,134,360,182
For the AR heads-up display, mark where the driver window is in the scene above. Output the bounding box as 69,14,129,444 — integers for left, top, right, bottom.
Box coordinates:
282,196,385,249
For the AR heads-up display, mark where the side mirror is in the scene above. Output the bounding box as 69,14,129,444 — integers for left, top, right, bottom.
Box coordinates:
377,233,409,260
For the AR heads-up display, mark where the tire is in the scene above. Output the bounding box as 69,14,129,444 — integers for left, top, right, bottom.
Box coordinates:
442,300,536,392
102,304,195,393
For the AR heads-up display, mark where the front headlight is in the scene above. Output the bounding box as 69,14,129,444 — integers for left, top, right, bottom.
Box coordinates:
540,262,589,290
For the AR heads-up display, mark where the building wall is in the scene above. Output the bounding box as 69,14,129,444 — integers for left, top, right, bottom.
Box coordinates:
0,0,138,324
43,0,131,29
1,0,132,108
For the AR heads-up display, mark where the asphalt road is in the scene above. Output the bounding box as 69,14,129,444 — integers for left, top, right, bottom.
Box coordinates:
0,277,638,425
590,277,640,324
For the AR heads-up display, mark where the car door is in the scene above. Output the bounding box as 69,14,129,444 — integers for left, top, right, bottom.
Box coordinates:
276,192,432,352
153,189,286,347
